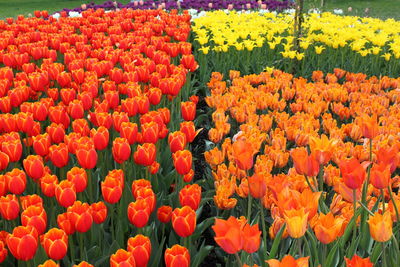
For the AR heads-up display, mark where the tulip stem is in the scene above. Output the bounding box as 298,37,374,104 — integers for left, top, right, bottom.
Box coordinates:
317,165,323,191
247,193,252,221
234,252,243,267
352,189,357,242
87,169,94,202
381,242,387,267
388,186,400,222
380,189,385,213
69,235,75,263
260,199,267,253
304,175,315,192
79,233,84,260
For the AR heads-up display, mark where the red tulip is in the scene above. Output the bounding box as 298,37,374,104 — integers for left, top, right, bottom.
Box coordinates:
49,143,69,168
0,152,9,172
32,133,51,157
46,123,65,144
6,225,38,261
21,205,47,235
57,212,75,235
23,155,45,180
164,245,190,267
41,228,68,260
181,101,196,121
90,126,110,150
0,240,7,264
91,201,108,224
133,143,156,166
128,199,151,228
0,194,20,220
67,167,88,193
101,176,123,204
157,205,173,223
171,206,196,237
55,180,76,208
76,145,98,170
127,234,151,267
67,201,93,233
112,137,131,164
172,150,192,175
120,122,138,145
110,249,136,267
179,184,202,210
168,131,187,153
5,168,26,195
40,173,59,197
1,139,22,162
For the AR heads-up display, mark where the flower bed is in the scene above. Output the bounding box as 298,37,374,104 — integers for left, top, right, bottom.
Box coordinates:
192,11,400,80
0,8,208,267
57,0,293,14
205,68,400,266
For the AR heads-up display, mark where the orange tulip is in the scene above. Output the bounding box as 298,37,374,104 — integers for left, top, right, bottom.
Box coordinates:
248,172,268,199
232,139,257,170
344,255,373,267
360,114,379,139
266,255,309,267
283,208,308,239
290,148,320,177
308,135,337,165
91,201,108,224
73,261,94,267
370,162,391,190
368,211,392,242
242,223,261,253
313,212,345,244
212,216,243,254
339,158,366,190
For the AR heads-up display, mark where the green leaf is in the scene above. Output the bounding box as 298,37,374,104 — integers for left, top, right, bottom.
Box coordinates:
345,235,360,258
150,236,166,267
324,241,340,267
192,242,214,267
267,224,286,259
191,217,215,240
303,232,319,266
370,242,382,264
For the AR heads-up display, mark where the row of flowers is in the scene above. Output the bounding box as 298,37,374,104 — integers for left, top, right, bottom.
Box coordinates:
56,0,293,15
0,8,209,267
204,68,400,266
192,11,400,80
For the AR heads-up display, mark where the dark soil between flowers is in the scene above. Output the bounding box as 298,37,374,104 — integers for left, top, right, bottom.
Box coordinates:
192,96,225,266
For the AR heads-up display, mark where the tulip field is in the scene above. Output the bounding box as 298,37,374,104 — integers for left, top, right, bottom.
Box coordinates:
0,1,400,267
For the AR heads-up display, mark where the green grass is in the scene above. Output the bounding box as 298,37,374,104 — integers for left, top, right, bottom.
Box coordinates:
0,0,130,19
305,0,400,20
